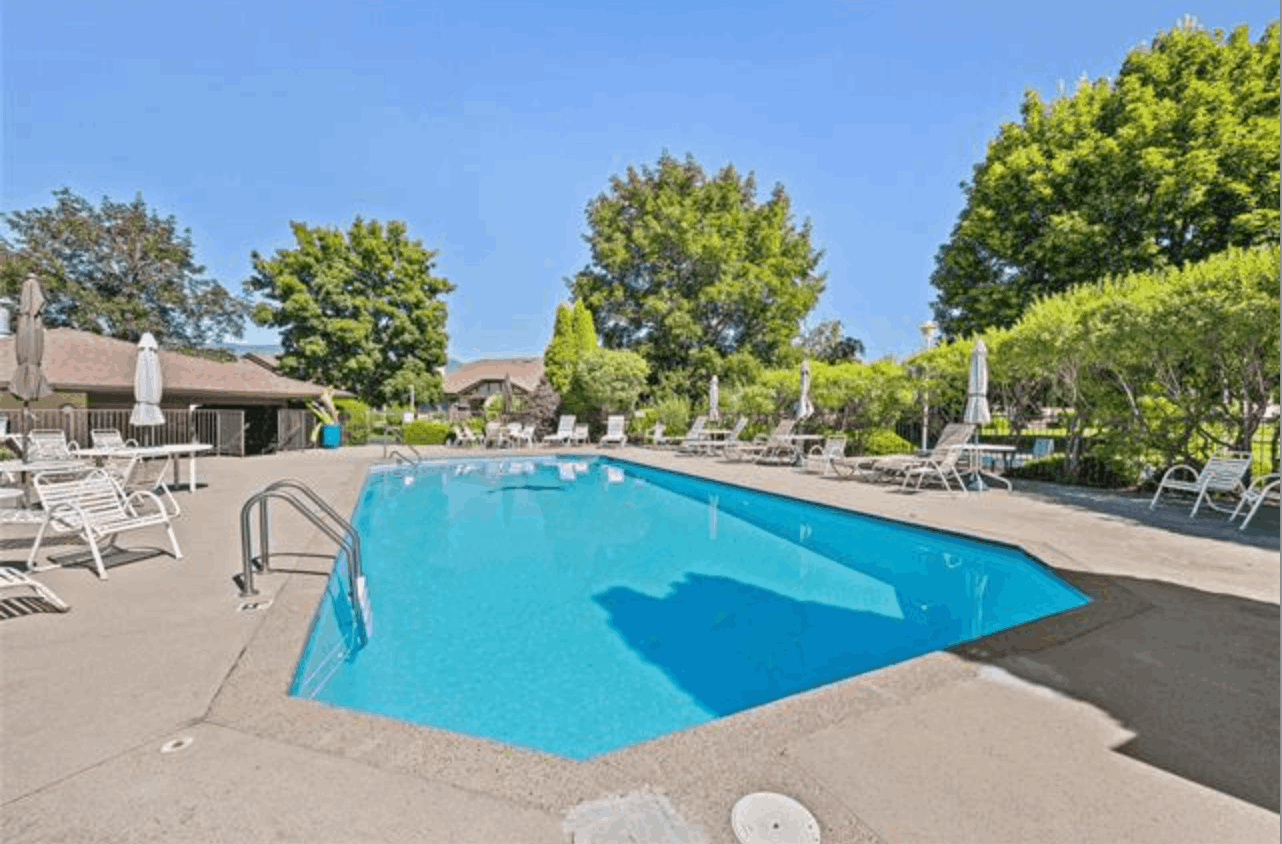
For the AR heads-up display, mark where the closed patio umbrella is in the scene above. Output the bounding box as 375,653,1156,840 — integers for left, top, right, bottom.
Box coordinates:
708,375,720,422
130,332,165,441
501,372,514,416
796,359,814,422
962,339,991,428
10,276,54,464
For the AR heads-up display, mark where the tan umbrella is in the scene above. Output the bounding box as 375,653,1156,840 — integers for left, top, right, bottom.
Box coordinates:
796,359,814,422
10,277,54,464
963,339,991,428
708,375,720,422
130,332,165,442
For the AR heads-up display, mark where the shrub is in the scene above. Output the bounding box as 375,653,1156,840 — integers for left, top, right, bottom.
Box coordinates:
859,428,915,456
334,398,372,445
651,394,691,435
1004,452,1133,488
402,420,451,445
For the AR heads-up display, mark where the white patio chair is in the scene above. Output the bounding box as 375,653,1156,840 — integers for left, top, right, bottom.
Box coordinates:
25,429,78,461
1149,452,1253,518
90,429,138,450
542,415,576,446
1228,473,1280,531
0,567,69,612
572,423,590,446
483,421,505,448
517,424,536,448
27,469,183,580
902,446,968,493
645,423,670,448
599,415,628,447
804,436,848,475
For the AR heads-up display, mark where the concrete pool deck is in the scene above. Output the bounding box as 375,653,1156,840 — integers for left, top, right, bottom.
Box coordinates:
0,444,1276,843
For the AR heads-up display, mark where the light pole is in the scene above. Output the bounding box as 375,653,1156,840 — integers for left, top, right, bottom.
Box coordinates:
918,320,937,451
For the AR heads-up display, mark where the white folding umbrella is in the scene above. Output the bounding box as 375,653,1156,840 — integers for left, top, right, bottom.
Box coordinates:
796,359,814,421
962,339,991,428
130,332,166,431
708,375,720,422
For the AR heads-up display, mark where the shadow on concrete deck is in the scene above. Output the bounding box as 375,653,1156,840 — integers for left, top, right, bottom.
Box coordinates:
1012,479,1279,549
951,568,1280,813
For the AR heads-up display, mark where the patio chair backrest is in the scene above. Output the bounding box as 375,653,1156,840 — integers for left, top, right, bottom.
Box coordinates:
556,415,576,436
728,417,747,440
605,416,625,436
28,429,73,460
650,423,665,441
33,469,130,527
687,415,708,437
91,429,132,449
821,436,847,457
769,418,797,441
1032,437,1055,458
485,421,501,439
930,423,975,457
1200,454,1253,491
574,424,589,442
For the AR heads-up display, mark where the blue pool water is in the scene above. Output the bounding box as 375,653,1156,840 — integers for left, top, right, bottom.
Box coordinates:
292,456,1089,760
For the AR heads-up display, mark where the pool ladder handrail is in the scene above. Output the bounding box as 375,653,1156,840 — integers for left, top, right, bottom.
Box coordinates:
239,479,369,645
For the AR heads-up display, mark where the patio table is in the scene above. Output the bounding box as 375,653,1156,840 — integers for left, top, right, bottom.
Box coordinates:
773,434,824,466
949,443,1016,491
74,443,214,493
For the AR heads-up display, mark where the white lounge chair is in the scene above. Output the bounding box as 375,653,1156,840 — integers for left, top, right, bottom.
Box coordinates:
1150,452,1253,517
834,422,975,482
804,436,848,475
90,429,138,450
901,445,968,493
542,415,577,446
0,567,68,611
674,416,709,454
599,415,628,447
27,468,183,580
1229,473,1280,531
725,419,797,463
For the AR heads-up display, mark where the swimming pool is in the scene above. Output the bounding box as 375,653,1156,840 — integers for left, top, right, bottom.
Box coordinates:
291,455,1089,760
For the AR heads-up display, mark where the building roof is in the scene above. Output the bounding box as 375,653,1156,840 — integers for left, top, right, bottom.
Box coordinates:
242,352,280,372
441,357,544,396
0,328,338,402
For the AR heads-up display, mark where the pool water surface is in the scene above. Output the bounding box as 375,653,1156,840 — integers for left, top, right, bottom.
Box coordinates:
291,456,1089,760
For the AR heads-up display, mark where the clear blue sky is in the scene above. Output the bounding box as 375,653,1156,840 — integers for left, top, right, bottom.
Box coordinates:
4,1,1276,362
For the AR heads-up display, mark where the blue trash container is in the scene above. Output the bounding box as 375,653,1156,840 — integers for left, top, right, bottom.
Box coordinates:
320,424,342,448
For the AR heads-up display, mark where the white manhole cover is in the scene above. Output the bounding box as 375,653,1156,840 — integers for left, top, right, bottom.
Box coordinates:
731,792,820,844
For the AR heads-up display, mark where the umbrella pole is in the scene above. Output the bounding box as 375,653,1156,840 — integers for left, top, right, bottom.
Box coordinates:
21,402,29,464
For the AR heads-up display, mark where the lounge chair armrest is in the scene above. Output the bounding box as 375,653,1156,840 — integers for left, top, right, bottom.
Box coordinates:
1157,464,1200,484
125,489,167,518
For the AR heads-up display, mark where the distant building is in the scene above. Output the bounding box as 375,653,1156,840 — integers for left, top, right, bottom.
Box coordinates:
440,357,544,416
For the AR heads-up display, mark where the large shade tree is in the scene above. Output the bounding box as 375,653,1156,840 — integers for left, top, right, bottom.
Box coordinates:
247,218,454,407
930,18,1280,339
569,151,826,400
0,188,250,350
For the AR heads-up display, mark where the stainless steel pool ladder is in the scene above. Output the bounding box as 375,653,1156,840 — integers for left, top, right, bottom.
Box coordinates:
239,479,369,645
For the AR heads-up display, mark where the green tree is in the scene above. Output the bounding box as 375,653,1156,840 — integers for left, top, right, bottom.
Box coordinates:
247,218,454,407
0,188,250,347
572,298,597,351
564,348,650,416
569,151,827,399
543,303,577,393
930,18,1280,339
800,319,865,363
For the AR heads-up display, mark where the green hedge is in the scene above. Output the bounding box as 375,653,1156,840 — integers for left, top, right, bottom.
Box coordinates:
860,428,915,456
403,420,451,445
334,398,372,445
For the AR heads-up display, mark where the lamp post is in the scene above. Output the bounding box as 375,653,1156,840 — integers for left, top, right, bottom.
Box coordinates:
918,320,937,451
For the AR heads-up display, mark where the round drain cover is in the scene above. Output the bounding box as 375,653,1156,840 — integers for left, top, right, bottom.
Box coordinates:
731,792,820,844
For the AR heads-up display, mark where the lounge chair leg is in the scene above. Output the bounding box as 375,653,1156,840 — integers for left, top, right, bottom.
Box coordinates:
166,523,183,560
1189,489,1206,518
25,517,51,572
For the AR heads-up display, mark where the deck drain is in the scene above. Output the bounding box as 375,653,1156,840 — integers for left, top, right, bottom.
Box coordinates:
160,737,194,754
732,793,820,844
237,599,273,612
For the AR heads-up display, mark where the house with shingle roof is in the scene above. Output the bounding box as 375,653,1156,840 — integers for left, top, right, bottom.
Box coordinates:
441,357,544,416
